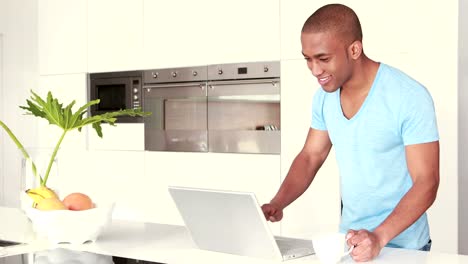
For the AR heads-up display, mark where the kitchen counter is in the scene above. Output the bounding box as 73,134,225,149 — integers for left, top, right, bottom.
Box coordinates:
1,207,468,263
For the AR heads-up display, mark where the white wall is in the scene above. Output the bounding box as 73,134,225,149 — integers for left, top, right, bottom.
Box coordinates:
459,0,468,255
0,33,4,205
0,0,38,207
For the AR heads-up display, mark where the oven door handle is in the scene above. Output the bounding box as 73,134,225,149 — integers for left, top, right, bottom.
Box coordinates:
207,79,280,97
143,82,206,89
143,83,207,98
208,78,279,87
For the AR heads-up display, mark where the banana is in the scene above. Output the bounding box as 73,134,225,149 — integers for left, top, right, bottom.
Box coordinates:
25,186,59,207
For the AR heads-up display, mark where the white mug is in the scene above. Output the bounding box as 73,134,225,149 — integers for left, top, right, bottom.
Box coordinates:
312,232,354,264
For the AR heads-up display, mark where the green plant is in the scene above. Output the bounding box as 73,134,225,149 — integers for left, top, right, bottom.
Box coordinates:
0,90,151,187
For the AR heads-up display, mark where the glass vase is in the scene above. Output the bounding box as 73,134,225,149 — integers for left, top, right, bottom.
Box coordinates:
20,148,58,209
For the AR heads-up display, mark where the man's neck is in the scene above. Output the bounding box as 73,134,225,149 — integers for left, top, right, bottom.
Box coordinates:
341,56,380,98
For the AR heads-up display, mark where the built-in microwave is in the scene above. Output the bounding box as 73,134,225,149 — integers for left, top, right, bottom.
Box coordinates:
88,71,143,123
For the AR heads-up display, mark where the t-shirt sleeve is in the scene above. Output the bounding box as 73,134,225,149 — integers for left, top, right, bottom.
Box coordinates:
400,86,439,145
311,88,327,131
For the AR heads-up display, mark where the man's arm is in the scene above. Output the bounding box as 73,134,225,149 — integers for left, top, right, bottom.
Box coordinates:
262,128,332,221
348,141,440,262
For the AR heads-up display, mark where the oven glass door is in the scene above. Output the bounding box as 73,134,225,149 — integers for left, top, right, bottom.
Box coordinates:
207,79,280,154
91,77,132,113
144,82,208,152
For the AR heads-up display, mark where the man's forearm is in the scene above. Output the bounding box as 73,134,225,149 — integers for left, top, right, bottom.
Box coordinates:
374,179,439,247
271,152,323,209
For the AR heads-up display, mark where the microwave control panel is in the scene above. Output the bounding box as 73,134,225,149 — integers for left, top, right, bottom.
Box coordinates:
131,77,142,109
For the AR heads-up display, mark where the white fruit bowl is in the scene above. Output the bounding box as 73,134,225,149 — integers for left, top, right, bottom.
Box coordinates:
24,203,114,244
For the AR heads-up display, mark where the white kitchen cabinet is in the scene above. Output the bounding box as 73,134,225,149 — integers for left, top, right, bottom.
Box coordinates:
88,0,144,73
280,0,444,60
1,0,39,208
87,123,145,151
202,0,280,65
144,151,281,234
0,35,3,205
38,0,87,75
143,0,280,69
280,0,329,60
143,0,211,68
37,74,88,150
280,59,340,237
50,149,147,222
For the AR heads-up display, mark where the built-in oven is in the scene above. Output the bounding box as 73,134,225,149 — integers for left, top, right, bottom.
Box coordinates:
143,66,208,152
88,71,143,123
207,62,280,154
143,61,280,154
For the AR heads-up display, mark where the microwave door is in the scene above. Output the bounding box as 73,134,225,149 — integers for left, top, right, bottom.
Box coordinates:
91,77,132,113
207,79,280,154
144,83,208,152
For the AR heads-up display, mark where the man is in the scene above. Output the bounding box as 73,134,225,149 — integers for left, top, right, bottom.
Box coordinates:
261,4,439,262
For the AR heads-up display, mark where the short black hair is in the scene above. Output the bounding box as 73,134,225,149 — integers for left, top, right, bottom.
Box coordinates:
302,4,363,44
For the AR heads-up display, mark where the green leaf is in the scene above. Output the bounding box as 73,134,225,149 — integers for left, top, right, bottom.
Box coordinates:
11,90,152,186
68,99,99,129
92,122,103,138
0,120,44,184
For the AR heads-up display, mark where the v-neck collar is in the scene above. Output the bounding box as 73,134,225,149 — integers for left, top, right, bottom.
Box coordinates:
336,63,383,123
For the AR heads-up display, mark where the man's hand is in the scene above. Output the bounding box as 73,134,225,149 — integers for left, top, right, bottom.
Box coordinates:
261,203,283,222
346,229,384,262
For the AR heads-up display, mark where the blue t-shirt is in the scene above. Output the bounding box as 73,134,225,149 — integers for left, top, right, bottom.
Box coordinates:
311,63,439,249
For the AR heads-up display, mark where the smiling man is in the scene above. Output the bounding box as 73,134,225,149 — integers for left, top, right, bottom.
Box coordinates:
261,4,439,262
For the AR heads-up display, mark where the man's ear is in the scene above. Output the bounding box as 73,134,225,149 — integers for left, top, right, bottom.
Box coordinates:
348,41,363,60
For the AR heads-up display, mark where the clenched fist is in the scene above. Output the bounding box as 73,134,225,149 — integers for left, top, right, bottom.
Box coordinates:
346,229,384,262
261,202,284,222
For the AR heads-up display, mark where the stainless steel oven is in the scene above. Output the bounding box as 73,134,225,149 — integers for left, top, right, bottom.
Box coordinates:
143,66,208,152
143,61,280,154
207,62,280,154
88,71,143,123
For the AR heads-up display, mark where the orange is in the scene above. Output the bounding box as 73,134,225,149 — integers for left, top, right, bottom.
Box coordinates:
62,192,94,211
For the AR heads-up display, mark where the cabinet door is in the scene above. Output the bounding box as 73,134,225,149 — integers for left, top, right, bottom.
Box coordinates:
280,0,333,60
144,151,281,234
204,0,280,64
143,0,211,68
0,36,3,206
37,74,88,150
281,0,444,60
280,60,340,237
143,0,280,69
38,0,87,75
54,150,147,222
88,123,145,151
88,0,143,72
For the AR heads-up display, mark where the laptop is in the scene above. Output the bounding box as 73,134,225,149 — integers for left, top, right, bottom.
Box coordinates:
168,186,314,261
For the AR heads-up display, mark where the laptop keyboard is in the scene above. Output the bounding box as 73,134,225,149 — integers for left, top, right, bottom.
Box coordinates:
276,239,297,251
275,237,314,259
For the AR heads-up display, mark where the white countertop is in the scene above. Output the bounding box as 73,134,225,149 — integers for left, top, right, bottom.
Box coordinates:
1,207,468,263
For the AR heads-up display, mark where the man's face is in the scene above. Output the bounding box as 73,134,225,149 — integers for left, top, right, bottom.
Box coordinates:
301,31,353,93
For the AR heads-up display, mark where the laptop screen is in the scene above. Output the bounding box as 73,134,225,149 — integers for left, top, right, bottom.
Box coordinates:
168,186,283,260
